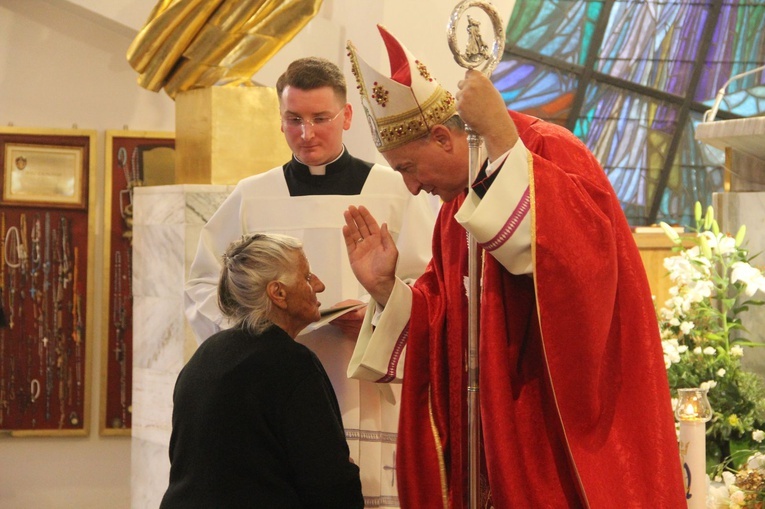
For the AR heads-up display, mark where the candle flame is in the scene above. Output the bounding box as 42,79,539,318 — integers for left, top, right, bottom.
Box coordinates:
678,400,702,420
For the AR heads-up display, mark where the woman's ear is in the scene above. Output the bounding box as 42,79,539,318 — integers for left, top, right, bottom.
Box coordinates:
267,281,288,310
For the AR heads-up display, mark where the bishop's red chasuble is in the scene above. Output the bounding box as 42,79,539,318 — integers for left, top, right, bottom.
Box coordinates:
396,112,686,508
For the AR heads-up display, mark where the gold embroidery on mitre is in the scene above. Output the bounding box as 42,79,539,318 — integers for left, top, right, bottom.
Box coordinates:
415,60,433,81
348,42,382,149
375,88,456,152
372,83,389,107
347,42,368,102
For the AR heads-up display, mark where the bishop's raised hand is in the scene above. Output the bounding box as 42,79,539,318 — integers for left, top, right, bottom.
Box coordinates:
342,205,398,306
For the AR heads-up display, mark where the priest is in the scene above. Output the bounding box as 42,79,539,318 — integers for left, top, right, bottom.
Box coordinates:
342,25,686,508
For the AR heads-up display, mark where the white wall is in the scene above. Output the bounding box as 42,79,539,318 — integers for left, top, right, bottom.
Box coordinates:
0,0,513,507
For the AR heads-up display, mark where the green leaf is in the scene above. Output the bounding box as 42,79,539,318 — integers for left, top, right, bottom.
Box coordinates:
730,340,765,348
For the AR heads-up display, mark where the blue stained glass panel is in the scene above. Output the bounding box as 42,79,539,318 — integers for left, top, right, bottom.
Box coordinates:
495,0,764,226
491,58,578,126
573,82,679,223
596,1,708,96
655,113,725,225
695,1,765,117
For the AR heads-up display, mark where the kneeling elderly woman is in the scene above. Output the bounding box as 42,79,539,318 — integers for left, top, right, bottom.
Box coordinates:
160,233,363,509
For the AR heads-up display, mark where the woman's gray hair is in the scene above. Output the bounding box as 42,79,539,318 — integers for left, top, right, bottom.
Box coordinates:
218,233,303,335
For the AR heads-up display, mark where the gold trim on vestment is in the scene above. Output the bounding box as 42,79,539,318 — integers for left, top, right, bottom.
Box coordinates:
428,387,450,508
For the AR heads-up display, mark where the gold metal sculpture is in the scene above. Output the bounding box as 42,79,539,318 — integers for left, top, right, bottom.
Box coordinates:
127,0,324,98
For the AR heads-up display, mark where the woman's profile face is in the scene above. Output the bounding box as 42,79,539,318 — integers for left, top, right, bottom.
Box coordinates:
283,251,325,330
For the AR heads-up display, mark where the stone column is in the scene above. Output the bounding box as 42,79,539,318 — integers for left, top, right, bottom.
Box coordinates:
714,192,765,377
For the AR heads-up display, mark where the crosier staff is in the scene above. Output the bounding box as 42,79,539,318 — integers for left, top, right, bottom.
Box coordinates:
447,3,505,508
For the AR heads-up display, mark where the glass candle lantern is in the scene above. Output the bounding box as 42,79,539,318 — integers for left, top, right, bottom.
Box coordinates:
675,388,713,509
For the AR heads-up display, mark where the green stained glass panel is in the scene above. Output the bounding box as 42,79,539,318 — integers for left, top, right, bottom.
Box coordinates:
505,0,603,66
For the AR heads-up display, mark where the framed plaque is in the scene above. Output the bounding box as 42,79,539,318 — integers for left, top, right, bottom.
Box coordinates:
1,132,90,209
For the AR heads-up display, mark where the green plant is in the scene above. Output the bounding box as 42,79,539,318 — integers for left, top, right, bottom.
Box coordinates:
658,202,765,474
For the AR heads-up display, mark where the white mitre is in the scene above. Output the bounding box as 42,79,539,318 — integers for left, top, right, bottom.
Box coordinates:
346,25,457,152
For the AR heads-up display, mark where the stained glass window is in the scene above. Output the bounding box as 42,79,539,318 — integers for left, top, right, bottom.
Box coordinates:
493,0,765,226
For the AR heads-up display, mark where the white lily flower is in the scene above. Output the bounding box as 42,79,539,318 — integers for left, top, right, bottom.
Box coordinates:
662,340,682,367
717,235,736,256
660,308,675,321
731,261,765,297
701,230,718,250
703,346,716,355
716,368,726,377
686,281,713,303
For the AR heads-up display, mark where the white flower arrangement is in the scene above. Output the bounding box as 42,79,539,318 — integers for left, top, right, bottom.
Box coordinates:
708,448,765,508
657,203,765,495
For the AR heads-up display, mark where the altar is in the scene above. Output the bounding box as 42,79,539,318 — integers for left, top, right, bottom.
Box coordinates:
697,116,765,192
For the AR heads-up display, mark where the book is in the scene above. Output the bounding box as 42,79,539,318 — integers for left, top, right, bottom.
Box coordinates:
298,302,367,335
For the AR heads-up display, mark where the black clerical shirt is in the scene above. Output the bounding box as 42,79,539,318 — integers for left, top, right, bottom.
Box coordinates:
283,149,373,196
